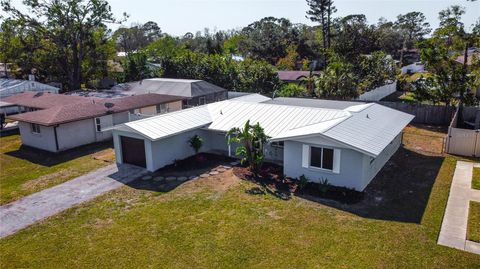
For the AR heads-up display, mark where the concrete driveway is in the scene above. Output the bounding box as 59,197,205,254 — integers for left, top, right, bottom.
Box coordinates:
0,164,147,238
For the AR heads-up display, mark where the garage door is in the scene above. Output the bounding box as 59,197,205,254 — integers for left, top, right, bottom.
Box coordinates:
121,136,146,168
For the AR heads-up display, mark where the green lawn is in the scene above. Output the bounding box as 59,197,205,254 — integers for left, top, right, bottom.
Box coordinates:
472,167,480,190
468,201,480,243
1,151,479,268
0,135,115,205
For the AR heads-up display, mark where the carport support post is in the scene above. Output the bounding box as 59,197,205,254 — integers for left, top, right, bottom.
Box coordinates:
113,133,123,164
228,134,231,157
145,139,154,172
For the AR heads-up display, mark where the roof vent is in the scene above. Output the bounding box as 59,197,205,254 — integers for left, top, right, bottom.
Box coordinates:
104,102,115,114
366,114,370,119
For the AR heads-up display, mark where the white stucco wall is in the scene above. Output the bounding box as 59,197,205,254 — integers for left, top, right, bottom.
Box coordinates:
360,133,402,188
283,138,367,191
17,121,57,152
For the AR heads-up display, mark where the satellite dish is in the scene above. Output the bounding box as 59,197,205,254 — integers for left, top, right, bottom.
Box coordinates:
104,102,114,109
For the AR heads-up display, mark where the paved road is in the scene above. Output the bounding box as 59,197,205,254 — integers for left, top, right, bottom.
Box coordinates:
438,161,480,255
0,164,147,238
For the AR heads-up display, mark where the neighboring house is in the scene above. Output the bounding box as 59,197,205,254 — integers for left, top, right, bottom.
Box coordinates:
115,78,228,108
277,71,319,83
401,62,425,75
454,48,480,67
112,97,413,191
5,92,184,152
0,78,60,98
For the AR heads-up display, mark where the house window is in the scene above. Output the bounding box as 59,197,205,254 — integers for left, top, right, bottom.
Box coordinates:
199,97,206,105
30,123,41,134
156,103,169,114
95,117,102,132
271,141,284,148
310,146,334,170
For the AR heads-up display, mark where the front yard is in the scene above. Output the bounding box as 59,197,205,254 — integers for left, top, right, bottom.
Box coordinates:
472,167,480,190
468,202,480,243
0,125,479,267
0,135,115,205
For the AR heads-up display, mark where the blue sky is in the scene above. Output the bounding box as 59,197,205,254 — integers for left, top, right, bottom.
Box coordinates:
10,0,480,35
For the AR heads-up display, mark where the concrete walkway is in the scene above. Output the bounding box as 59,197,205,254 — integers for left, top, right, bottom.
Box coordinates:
0,164,147,238
438,161,480,255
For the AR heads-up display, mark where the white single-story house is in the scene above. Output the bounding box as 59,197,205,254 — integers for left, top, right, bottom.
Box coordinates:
6,92,185,152
112,97,414,191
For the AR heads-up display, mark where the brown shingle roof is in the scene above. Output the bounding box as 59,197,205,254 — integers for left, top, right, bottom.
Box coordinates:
7,92,185,126
277,71,320,81
2,92,92,109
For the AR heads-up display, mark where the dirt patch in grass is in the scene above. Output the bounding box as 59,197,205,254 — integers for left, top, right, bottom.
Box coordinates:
467,201,480,242
402,124,447,156
21,169,72,191
472,167,480,190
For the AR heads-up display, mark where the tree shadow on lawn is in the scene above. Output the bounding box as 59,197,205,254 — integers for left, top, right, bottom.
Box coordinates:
297,147,444,224
4,141,113,167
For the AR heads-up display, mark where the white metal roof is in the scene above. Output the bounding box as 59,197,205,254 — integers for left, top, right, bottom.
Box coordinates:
322,103,414,156
228,93,271,103
121,99,414,157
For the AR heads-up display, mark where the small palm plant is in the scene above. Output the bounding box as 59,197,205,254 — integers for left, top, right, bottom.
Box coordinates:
227,120,267,174
189,134,203,154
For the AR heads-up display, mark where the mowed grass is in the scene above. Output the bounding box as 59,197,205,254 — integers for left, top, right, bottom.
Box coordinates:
472,167,480,190
1,125,480,267
468,201,480,243
0,135,115,205
0,158,479,268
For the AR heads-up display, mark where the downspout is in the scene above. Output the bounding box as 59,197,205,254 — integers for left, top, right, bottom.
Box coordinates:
53,125,59,152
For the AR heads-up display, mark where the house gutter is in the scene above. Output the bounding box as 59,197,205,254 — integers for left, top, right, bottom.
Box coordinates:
53,125,59,152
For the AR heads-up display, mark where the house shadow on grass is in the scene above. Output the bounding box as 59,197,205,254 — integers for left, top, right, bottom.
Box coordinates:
4,141,113,167
297,147,444,224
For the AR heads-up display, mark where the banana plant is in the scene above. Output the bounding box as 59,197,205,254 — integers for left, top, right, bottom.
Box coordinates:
227,120,267,173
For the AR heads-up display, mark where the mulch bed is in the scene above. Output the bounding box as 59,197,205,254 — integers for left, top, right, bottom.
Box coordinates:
160,153,234,173
233,163,364,204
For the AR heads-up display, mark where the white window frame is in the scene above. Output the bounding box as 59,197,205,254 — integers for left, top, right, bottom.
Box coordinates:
157,103,169,114
309,146,334,171
94,117,102,132
30,123,41,134
302,144,341,174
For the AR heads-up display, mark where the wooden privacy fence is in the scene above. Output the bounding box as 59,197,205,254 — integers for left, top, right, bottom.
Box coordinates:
378,101,455,125
445,107,480,157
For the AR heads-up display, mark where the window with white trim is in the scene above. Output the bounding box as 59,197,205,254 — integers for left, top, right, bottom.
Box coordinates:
30,123,41,134
156,103,169,114
94,117,102,132
310,146,334,170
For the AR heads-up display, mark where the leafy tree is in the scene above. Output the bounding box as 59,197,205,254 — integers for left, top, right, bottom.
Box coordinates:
276,45,299,70
306,0,336,67
122,52,157,82
356,51,397,92
277,83,308,97
227,120,268,173
189,135,203,154
314,54,357,99
394,12,431,50
239,17,299,64
2,0,122,91
374,18,404,56
331,15,378,61
113,22,162,53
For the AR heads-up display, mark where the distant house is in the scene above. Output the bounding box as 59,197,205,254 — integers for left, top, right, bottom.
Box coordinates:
454,48,480,67
112,95,413,191
5,92,184,152
116,78,228,108
0,78,60,98
277,71,319,83
401,62,425,75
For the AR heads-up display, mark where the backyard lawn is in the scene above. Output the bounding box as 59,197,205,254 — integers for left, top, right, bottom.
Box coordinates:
1,125,479,268
472,167,480,190
468,202,480,243
0,135,115,205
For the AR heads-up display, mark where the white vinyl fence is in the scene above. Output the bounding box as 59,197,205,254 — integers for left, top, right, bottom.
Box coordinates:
357,81,397,102
445,107,480,157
